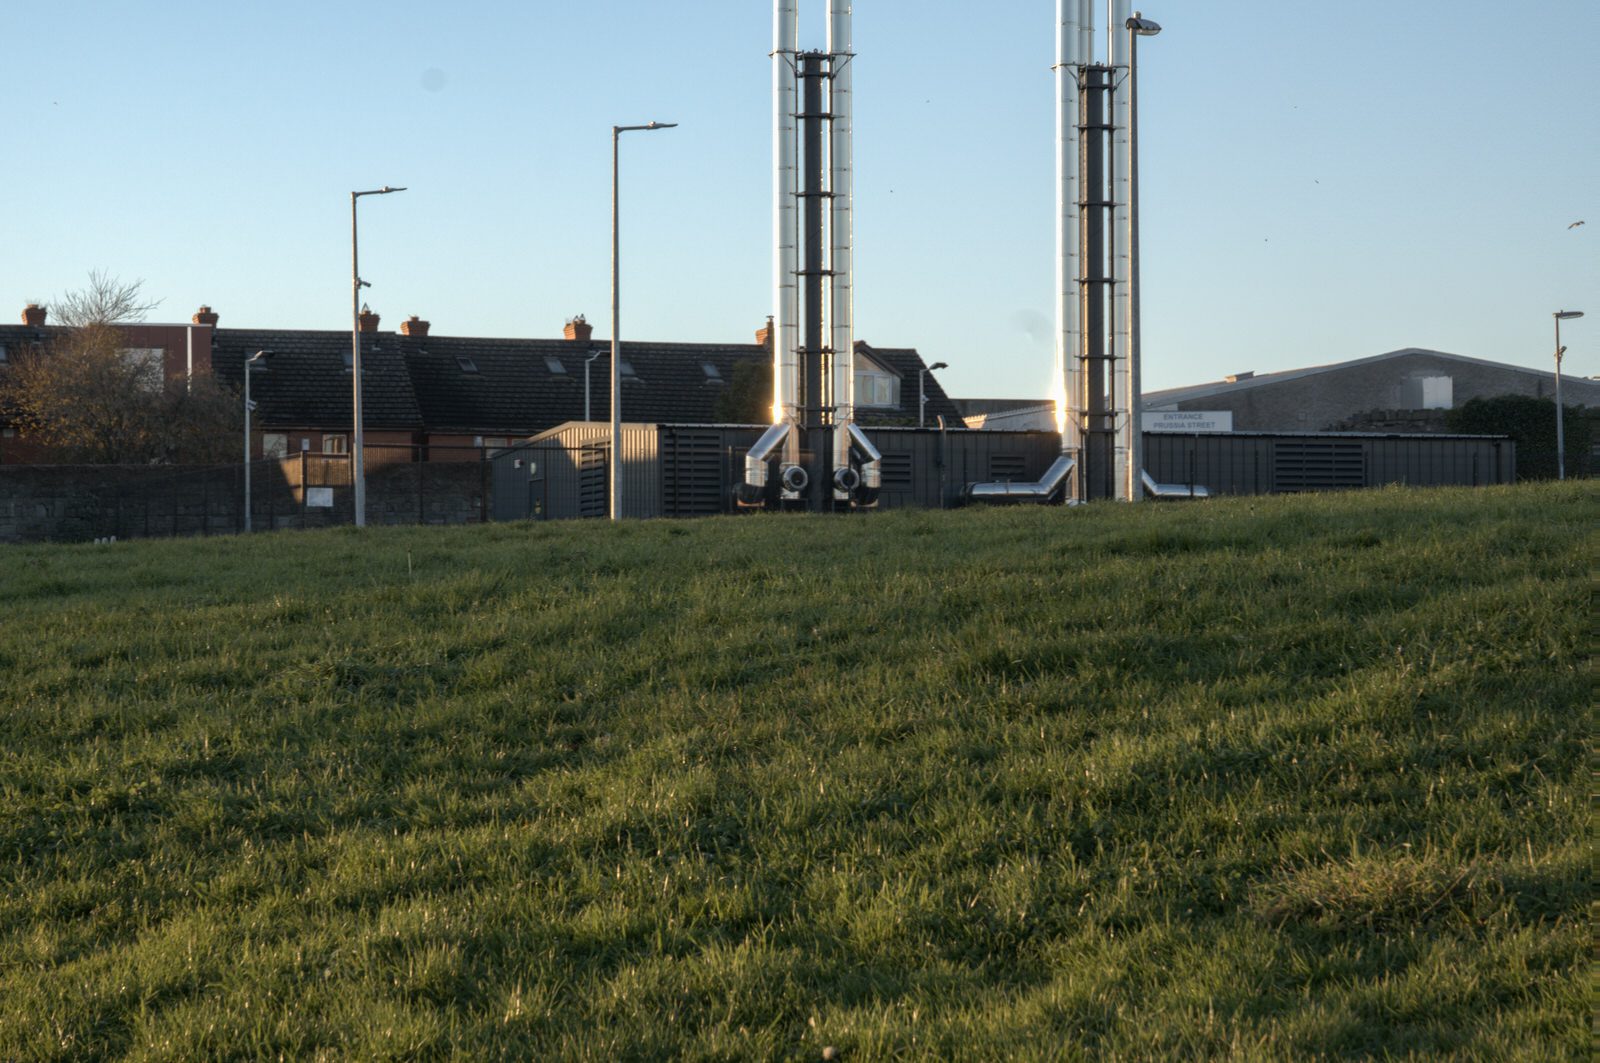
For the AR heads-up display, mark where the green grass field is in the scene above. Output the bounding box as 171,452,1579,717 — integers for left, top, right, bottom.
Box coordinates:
0,484,1591,1060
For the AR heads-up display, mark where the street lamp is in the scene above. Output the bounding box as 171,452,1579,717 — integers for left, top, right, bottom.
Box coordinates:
351,184,407,528
1126,12,1161,500
585,348,603,421
611,121,677,520
1554,310,1584,481
919,361,949,428
243,349,273,532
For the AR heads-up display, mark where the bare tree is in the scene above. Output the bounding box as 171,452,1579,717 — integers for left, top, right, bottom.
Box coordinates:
0,274,239,463
49,269,162,328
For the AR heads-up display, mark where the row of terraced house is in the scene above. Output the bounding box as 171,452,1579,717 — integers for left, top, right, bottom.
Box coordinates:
0,304,960,465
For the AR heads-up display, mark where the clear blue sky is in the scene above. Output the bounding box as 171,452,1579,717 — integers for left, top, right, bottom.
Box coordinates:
6,0,1596,399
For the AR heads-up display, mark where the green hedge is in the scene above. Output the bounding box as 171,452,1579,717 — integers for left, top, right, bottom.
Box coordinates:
1444,395,1594,479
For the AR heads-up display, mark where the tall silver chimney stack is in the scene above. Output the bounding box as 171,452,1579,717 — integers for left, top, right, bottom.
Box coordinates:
741,0,878,511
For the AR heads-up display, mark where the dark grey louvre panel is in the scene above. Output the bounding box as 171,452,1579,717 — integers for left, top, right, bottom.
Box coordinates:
577,445,607,518
663,430,725,517
988,454,1027,481
1274,441,1364,491
879,453,913,491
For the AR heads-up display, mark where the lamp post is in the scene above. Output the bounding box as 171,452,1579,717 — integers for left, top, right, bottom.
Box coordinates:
611,121,677,520
1126,12,1161,500
243,349,273,532
351,185,406,527
584,348,602,421
919,361,949,428
1554,310,1584,480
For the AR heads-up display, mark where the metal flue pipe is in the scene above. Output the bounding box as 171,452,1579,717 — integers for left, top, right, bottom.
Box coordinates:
1056,0,1084,471
828,0,855,492
1109,0,1133,500
773,0,800,434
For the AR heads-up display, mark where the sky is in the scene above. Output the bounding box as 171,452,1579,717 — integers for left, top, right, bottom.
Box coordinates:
5,0,1597,400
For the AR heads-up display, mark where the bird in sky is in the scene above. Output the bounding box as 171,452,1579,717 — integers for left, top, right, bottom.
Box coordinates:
1569,220,1586,229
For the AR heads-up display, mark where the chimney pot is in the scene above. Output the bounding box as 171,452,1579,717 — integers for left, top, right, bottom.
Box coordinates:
192,305,219,327
21,303,46,327
400,315,430,337
756,315,775,347
563,315,593,343
358,305,380,333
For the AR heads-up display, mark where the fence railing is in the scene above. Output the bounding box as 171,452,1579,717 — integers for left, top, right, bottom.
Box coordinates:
0,443,538,544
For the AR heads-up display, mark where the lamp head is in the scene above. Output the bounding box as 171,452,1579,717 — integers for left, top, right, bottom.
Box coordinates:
1127,13,1162,34
928,361,949,372
1554,310,1584,320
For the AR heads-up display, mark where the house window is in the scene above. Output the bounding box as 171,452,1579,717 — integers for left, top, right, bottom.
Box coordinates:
456,356,479,373
483,437,507,450
262,433,289,458
855,367,900,408
342,350,353,371
0,343,8,363
545,356,567,374
121,348,165,389
322,434,349,455
701,362,722,381
619,359,638,378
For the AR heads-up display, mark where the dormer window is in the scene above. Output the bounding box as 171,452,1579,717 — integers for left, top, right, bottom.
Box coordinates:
854,355,900,408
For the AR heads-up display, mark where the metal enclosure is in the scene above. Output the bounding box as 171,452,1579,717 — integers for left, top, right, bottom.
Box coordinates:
493,424,1064,521
1142,432,1516,494
492,426,1516,522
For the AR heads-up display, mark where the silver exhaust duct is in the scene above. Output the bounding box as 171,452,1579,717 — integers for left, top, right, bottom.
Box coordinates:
967,455,1077,503
736,421,796,506
1141,469,1209,499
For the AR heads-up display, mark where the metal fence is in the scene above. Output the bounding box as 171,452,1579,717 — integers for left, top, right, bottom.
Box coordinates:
0,444,506,544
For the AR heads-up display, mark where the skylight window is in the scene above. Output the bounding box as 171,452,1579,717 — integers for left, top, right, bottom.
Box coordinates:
701,362,721,380
545,356,567,375
619,359,637,377
456,356,479,373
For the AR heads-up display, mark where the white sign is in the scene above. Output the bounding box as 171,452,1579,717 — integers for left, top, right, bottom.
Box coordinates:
1143,410,1233,433
305,487,335,508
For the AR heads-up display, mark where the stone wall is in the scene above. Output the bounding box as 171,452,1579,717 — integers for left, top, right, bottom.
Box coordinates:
0,458,490,544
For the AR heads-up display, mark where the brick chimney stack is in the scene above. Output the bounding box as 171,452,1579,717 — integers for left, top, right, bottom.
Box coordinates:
358,305,380,333
400,315,430,337
756,316,774,347
22,303,46,327
563,315,593,343
192,305,219,327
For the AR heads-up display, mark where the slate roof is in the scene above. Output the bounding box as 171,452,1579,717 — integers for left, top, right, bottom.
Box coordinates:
220,329,960,435
2,321,962,436
211,329,423,430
